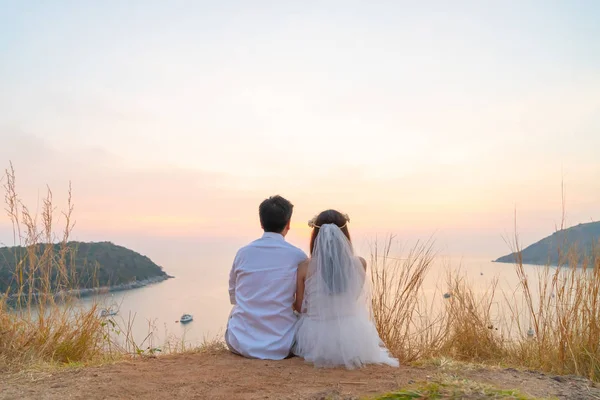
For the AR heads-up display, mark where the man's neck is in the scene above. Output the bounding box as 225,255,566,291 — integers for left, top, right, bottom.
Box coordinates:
262,231,285,240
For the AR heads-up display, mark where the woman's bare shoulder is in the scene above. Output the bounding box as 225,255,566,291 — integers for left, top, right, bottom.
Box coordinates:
299,258,310,267
358,256,367,269
298,258,310,274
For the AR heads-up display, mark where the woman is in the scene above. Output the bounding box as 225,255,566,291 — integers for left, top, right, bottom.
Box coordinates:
292,209,398,369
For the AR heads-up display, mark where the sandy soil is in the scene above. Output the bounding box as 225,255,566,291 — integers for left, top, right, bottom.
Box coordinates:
2,350,600,399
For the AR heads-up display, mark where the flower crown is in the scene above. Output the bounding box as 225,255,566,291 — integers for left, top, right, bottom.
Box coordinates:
308,213,350,229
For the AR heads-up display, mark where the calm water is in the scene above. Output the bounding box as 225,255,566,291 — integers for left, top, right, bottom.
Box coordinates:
69,239,549,349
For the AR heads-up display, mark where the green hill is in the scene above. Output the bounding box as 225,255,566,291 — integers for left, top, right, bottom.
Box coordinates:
495,221,600,266
0,241,170,297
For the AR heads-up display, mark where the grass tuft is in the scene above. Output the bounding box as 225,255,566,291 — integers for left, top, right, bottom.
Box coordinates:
372,379,545,400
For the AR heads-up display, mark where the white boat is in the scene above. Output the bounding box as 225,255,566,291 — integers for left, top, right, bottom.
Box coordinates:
100,308,118,317
180,314,193,323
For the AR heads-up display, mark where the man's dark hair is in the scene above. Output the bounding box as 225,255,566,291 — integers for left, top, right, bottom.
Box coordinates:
259,195,293,233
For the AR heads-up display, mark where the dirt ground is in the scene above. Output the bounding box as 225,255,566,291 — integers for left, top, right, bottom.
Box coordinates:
2,350,600,399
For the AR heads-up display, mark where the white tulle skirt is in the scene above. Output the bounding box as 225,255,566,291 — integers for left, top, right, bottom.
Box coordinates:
292,312,399,369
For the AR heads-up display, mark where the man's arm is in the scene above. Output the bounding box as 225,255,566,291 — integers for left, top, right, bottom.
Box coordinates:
228,254,238,305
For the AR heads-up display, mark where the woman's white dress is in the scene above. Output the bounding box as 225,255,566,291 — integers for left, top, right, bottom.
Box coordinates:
292,224,398,369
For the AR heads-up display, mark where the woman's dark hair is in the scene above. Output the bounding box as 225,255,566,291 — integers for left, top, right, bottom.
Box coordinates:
309,209,351,255
259,195,293,233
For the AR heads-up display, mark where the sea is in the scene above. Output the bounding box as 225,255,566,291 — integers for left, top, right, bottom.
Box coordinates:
59,235,552,350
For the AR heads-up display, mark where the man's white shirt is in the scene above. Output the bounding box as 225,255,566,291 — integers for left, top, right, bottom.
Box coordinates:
226,232,307,359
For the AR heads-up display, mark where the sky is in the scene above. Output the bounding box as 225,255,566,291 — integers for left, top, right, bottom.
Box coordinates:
0,1,599,257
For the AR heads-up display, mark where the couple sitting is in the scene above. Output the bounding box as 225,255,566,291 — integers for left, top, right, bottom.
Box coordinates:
225,195,398,369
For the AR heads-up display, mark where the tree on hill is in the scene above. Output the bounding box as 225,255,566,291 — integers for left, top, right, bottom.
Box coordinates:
495,221,600,266
0,241,168,296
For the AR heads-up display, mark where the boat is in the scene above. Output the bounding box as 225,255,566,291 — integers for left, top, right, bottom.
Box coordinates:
100,308,118,317
180,314,193,323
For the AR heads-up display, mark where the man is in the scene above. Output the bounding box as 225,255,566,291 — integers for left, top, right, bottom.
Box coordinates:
226,195,307,359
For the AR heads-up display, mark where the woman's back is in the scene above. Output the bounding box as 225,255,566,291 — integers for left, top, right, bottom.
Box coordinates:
292,224,398,369
301,256,366,319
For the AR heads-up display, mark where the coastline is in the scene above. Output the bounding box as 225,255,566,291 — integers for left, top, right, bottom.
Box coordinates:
493,258,573,267
76,274,175,298
3,274,174,306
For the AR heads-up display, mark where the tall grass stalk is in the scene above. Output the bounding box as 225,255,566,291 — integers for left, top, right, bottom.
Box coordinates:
507,235,600,380
371,213,600,381
439,274,507,361
370,236,447,362
0,163,105,369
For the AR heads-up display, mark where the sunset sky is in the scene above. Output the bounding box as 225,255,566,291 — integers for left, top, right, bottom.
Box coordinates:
0,1,598,257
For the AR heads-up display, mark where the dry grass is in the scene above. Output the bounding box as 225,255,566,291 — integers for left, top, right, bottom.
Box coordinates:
3,162,600,384
0,163,106,369
373,376,541,400
370,236,447,362
0,164,226,371
438,274,507,362
371,205,600,381
505,233,600,380
0,165,245,373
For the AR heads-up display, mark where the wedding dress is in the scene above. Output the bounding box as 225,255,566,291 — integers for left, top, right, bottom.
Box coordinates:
293,224,399,369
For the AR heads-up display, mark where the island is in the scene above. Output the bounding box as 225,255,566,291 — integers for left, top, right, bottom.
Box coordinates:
0,241,172,301
495,221,600,266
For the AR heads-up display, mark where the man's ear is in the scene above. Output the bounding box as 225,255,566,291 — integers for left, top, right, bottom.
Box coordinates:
286,220,291,230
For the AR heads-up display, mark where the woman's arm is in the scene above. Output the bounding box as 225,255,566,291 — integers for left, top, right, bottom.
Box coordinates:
294,260,309,312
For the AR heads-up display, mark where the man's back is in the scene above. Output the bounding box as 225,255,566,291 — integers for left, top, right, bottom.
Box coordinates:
226,232,307,359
